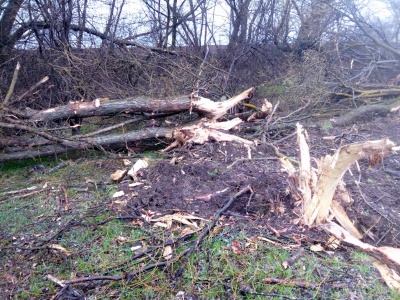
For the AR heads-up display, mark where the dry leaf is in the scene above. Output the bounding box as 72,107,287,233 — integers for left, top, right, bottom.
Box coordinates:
282,261,289,269
310,244,324,252
128,159,148,179
49,244,70,255
112,199,127,206
129,182,144,188
163,245,173,260
116,236,128,244
112,190,125,198
2,274,17,284
110,169,127,181
231,240,244,254
123,159,132,166
180,227,195,237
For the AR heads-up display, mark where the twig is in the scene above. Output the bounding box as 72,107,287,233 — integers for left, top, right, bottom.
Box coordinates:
56,248,191,286
245,191,255,214
263,277,347,289
193,45,210,95
1,185,40,196
0,187,49,203
46,275,83,300
45,160,71,174
266,222,286,237
4,62,20,104
272,131,297,145
94,215,143,226
38,218,76,246
12,76,49,104
0,118,89,149
355,181,399,229
264,100,279,131
227,157,280,169
282,247,304,269
259,140,298,164
174,185,252,279
271,98,312,126
384,168,400,178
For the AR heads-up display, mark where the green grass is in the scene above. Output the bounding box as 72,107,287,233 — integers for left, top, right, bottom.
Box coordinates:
321,120,333,133
172,231,397,299
257,84,286,97
0,156,399,299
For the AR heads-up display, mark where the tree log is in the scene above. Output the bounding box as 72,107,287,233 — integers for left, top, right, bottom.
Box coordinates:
0,88,255,161
21,96,193,122
16,88,255,122
0,127,173,162
332,104,391,126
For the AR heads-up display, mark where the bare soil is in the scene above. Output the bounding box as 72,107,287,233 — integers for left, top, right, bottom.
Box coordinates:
118,112,400,248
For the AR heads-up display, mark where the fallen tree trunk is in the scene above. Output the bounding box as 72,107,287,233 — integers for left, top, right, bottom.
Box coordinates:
0,118,254,162
0,88,256,161
0,127,174,161
331,104,391,126
19,96,194,122
12,88,255,122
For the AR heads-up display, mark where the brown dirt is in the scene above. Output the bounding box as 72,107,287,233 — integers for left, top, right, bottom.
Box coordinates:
117,111,400,248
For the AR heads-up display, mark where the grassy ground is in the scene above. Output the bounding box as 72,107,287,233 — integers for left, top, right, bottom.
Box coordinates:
0,155,398,299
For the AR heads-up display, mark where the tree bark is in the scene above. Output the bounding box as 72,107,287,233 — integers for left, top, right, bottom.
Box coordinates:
331,104,391,126
16,88,255,122
0,127,173,162
0,88,255,161
0,0,24,63
20,96,195,122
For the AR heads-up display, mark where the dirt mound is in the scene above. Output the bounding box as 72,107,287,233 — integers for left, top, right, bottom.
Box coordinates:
119,143,291,218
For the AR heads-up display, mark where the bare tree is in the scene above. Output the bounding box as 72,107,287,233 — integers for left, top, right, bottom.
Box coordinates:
179,0,209,49
340,0,400,58
76,0,88,49
385,0,400,48
30,0,74,50
101,0,126,47
0,0,25,64
225,0,251,52
140,0,207,48
268,0,338,54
